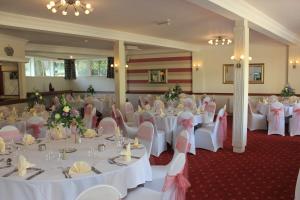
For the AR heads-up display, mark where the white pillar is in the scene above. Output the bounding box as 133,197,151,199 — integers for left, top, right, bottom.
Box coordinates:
232,19,249,153
18,62,27,99
113,40,126,111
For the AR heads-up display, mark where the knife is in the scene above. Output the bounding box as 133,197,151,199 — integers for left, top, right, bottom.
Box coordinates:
91,166,102,174
26,170,45,180
2,168,17,177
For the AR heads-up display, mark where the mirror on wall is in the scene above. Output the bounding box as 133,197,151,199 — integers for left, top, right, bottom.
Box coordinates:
223,63,264,84
0,62,19,97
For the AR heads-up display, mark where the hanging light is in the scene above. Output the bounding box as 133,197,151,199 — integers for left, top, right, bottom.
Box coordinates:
46,0,93,16
208,36,232,46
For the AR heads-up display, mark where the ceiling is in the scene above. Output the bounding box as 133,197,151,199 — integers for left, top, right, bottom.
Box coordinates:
0,0,294,50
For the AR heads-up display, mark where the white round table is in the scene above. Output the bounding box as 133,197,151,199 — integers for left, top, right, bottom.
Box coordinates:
0,135,152,200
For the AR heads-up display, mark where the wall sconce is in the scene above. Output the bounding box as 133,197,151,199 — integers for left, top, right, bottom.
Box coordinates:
193,64,201,71
230,54,252,68
289,60,299,69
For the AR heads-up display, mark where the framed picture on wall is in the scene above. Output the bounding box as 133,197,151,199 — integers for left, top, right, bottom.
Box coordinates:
148,69,167,84
223,63,264,84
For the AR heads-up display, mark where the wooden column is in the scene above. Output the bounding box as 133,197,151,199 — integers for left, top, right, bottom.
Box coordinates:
113,40,126,111
232,19,249,153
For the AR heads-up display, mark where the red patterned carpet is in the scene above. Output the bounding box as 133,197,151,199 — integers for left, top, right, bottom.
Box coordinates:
150,118,300,200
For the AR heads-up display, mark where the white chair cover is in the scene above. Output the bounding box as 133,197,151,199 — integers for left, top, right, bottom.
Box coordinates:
183,98,195,111
289,103,300,136
99,117,117,135
75,185,121,200
153,99,165,113
0,125,22,141
83,104,97,129
248,103,267,131
195,107,226,152
0,106,10,118
27,116,46,138
203,101,216,124
137,121,154,159
268,95,278,104
268,102,285,136
145,94,155,107
173,111,196,155
289,96,299,104
115,109,138,138
124,102,136,126
140,111,167,157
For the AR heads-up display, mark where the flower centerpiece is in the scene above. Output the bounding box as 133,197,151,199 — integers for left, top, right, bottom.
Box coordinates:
164,84,183,105
47,96,85,136
87,85,95,96
280,84,295,97
27,90,44,109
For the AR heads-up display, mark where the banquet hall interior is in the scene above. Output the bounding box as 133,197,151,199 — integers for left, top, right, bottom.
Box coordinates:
0,0,300,200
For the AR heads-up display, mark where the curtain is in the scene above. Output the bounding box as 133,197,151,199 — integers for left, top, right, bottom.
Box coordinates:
64,59,76,80
107,57,114,79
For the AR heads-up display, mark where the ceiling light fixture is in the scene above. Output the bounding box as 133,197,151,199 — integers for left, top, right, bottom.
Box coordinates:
46,0,93,16
208,36,232,46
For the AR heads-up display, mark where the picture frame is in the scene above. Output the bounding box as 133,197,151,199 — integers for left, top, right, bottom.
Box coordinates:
148,69,167,84
223,63,264,84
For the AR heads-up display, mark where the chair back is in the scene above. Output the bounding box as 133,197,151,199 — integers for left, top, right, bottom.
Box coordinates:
99,117,117,135
145,94,155,107
153,99,165,113
289,95,299,104
139,111,159,134
174,130,189,159
183,98,195,111
268,102,284,135
204,101,216,123
137,121,154,159
66,94,74,103
75,185,121,200
83,104,97,129
27,116,45,138
268,95,278,104
0,125,22,141
177,111,194,131
124,102,135,122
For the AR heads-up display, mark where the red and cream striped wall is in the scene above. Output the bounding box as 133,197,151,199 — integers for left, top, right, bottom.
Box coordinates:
127,52,192,93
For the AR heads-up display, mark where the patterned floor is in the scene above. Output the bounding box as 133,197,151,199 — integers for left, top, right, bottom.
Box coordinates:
150,118,300,200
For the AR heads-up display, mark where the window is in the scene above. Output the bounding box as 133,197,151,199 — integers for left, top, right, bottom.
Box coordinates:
25,57,65,77
75,58,107,77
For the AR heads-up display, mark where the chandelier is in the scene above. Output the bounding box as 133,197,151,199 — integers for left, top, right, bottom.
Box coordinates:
46,0,93,16
208,36,232,46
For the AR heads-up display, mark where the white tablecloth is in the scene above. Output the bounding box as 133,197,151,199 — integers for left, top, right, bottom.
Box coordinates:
296,170,300,200
0,136,152,200
134,110,203,144
257,103,293,117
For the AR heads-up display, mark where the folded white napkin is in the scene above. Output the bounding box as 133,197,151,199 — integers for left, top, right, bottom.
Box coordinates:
84,129,97,138
0,137,5,153
17,155,35,176
69,161,91,175
159,108,165,117
120,143,131,161
51,127,63,140
177,103,184,110
138,105,143,112
144,104,151,111
23,134,35,145
133,137,141,148
115,127,121,137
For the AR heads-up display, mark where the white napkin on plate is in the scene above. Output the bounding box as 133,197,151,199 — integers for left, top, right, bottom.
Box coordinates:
84,129,97,138
115,127,121,137
133,137,141,148
69,161,91,175
17,155,35,176
120,143,131,161
138,105,143,112
23,134,35,145
0,137,5,153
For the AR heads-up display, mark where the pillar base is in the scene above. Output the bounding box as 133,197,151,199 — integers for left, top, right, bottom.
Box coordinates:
233,146,245,153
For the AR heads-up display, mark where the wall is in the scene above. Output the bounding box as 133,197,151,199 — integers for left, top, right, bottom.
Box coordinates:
288,46,300,93
25,77,71,92
127,52,192,92
71,76,115,92
3,72,18,95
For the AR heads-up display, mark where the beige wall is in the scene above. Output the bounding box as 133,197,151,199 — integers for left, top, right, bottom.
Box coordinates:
25,77,72,92
71,76,115,92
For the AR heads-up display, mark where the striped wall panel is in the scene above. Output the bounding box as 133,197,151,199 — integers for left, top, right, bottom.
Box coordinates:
127,52,192,92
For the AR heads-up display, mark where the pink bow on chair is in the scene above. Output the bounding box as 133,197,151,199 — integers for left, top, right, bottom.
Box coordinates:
218,112,228,141
179,118,193,130
0,130,22,141
162,171,191,200
271,108,282,130
176,136,190,153
29,123,43,138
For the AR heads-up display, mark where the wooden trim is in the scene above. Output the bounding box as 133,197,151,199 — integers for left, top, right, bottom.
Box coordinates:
128,56,192,63
72,91,114,94
27,90,73,97
0,98,27,106
127,68,192,74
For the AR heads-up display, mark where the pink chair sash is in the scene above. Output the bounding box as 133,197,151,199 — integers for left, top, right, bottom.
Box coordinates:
175,136,190,153
271,108,282,130
139,115,155,125
92,116,98,128
28,123,43,138
178,118,193,130
162,171,191,200
0,130,22,141
218,112,228,141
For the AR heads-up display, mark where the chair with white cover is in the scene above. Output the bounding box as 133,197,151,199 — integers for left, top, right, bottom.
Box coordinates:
268,102,285,136
136,121,154,159
268,95,278,104
173,111,196,155
115,109,138,138
145,130,189,191
183,98,195,111
203,101,216,124
0,125,22,141
202,95,211,104
195,106,227,152
248,103,267,131
126,153,190,200
99,117,117,135
83,104,97,129
27,116,46,138
145,94,155,107
289,103,300,136
75,185,121,200
124,102,137,127
289,95,299,104
153,99,165,113
140,111,167,157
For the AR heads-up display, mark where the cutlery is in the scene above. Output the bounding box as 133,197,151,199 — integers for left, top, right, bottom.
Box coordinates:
63,167,72,179
91,166,101,174
130,155,141,159
0,158,4,162
2,168,17,177
108,158,127,166
28,167,42,171
26,170,45,180
62,170,68,178
0,165,12,170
